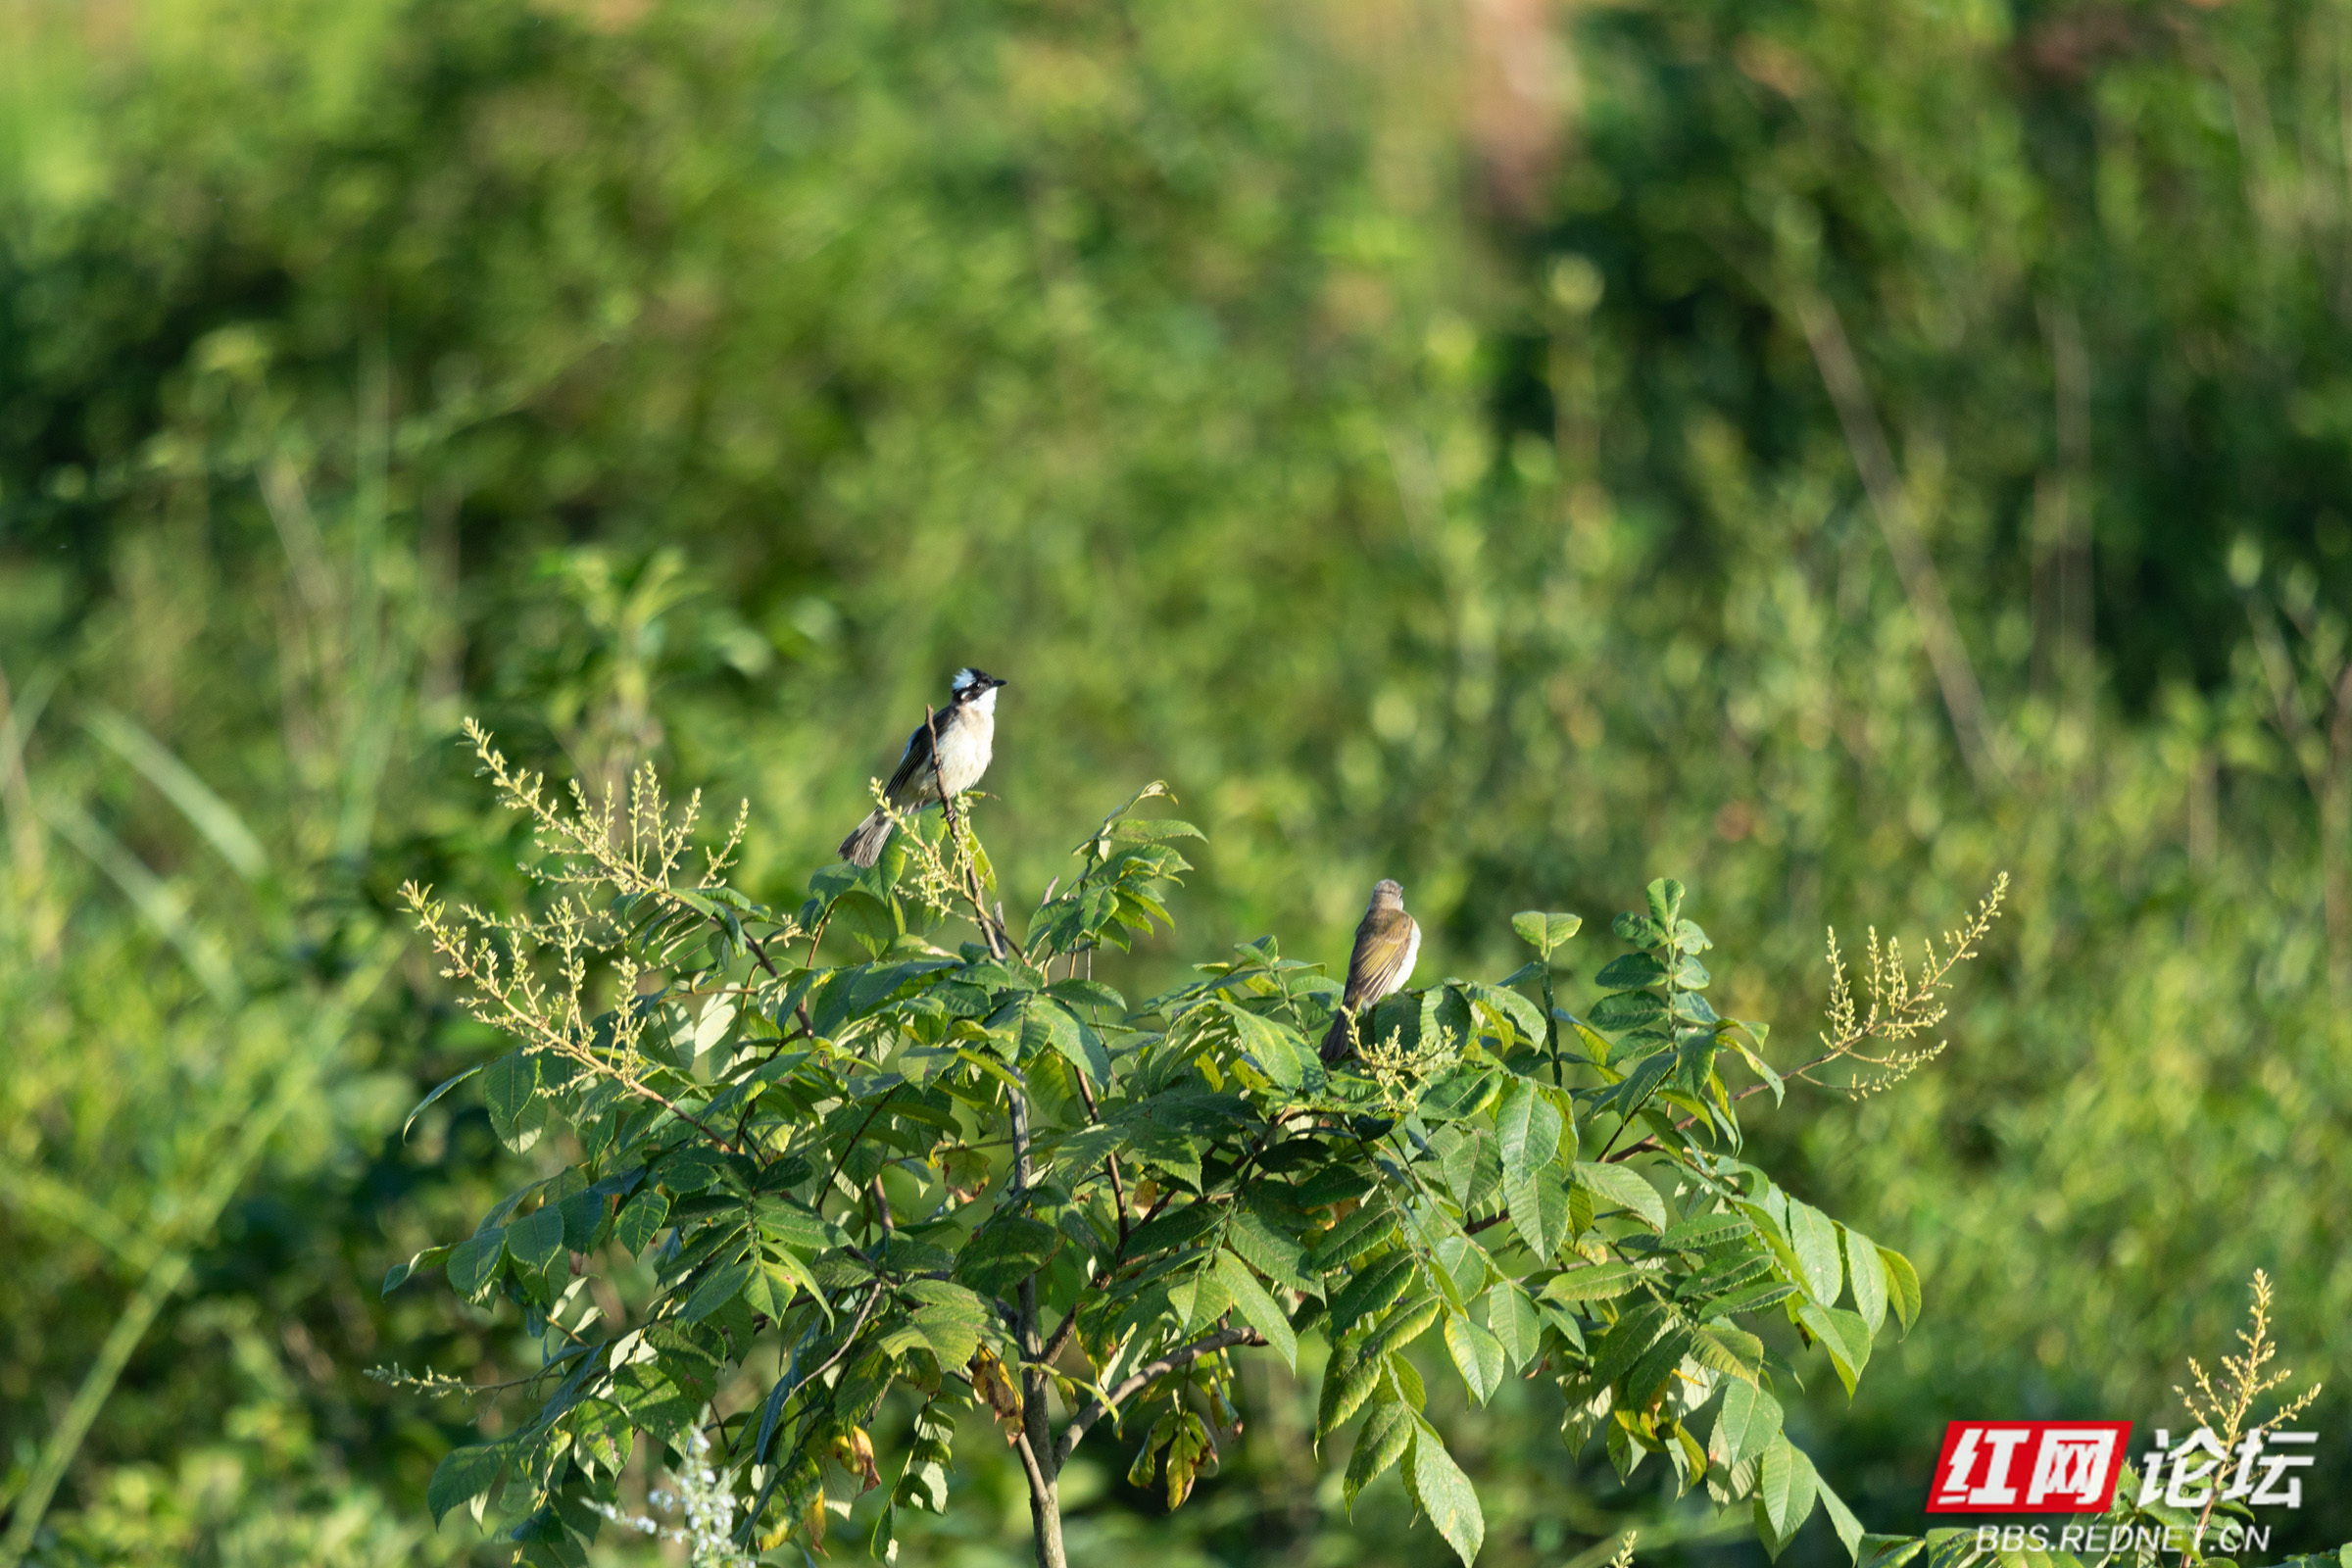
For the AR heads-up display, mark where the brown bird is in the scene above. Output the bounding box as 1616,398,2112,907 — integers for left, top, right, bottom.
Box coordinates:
1320,879,1422,1063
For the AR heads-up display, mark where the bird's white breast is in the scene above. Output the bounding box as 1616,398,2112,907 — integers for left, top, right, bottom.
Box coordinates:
1393,922,1422,996
934,704,995,795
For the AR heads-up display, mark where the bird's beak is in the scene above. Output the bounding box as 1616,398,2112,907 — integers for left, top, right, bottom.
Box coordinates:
991,676,1009,688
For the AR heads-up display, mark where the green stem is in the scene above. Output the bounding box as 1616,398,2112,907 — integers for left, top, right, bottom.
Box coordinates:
1543,954,1561,1088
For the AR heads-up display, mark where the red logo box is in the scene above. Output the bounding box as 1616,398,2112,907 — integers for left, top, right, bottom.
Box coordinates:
1926,1422,2134,1514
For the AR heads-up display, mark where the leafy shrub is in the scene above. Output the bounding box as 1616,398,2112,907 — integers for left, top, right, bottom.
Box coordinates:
392,728,2001,1567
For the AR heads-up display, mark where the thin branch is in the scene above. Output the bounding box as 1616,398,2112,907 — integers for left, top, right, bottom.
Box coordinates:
1052,1325,1260,1467
1011,1428,1056,1504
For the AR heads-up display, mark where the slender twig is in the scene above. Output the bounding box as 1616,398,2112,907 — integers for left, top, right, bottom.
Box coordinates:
822,1085,902,1198
1052,1326,1261,1466
1012,1428,1056,1502
743,928,782,979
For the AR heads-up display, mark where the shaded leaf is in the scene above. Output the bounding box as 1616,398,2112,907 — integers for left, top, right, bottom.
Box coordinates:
613,1191,669,1254
482,1051,546,1154
427,1443,509,1528
955,1216,1061,1295
507,1203,565,1273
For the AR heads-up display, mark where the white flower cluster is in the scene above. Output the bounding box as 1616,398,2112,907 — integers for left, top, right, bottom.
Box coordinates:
588,1411,754,1568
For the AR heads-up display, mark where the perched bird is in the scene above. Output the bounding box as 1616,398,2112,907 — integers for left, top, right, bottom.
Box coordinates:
1320,879,1421,1063
836,667,1007,867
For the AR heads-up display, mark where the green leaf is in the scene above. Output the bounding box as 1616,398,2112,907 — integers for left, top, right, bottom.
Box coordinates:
1859,1537,1926,1568
1444,1312,1505,1404
482,1051,546,1154
427,1442,509,1527
1574,1162,1666,1230
1691,1324,1764,1384
1589,990,1667,1030
769,1247,835,1323
1611,911,1666,946
906,1279,987,1365
1788,1200,1843,1304
1818,1475,1868,1563
403,1063,484,1140
1224,1003,1307,1090
1587,1298,1674,1390
1307,1203,1392,1278
445,1230,505,1299
1416,1063,1501,1121
1344,1400,1415,1513
681,1252,755,1322
1484,1282,1542,1370
507,1203,565,1273
1125,1199,1223,1257
1601,1047,1675,1118
613,1191,669,1254
1228,1193,1315,1293
1407,1420,1486,1567
1512,910,1581,956
1464,981,1547,1045
955,1215,1061,1295
1024,998,1111,1085
1798,1302,1874,1395
1878,1246,1922,1333
382,1244,450,1295
1495,1076,1564,1256
1841,1226,1888,1334
1709,1378,1783,1469
1317,1342,1383,1439
1594,953,1667,989
1328,1249,1416,1334
1540,1260,1641,1302
1367,1289,1445,1357
1047,977,1127,1013
1214,1250,1298,1369
1758,1432,1796,1538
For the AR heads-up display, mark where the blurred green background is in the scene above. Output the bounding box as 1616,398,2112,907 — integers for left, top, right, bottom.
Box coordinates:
4,0,2350,1563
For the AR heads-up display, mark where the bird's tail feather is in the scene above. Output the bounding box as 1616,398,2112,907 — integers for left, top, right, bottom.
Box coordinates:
1320,1008,1354,1064
838,810,894,867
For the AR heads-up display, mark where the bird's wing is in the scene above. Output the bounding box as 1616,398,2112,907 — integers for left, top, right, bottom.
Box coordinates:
881,718,938,801
1344,912,1419,1008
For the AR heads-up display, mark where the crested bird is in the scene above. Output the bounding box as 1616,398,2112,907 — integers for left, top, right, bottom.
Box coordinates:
1320,878,1421,1063
836,667,1006,867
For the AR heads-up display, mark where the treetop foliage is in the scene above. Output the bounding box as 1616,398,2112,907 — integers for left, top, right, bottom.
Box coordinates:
392,726,2006,1568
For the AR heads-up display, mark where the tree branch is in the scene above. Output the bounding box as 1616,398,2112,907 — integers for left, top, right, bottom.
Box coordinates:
1052,1325,1259,1467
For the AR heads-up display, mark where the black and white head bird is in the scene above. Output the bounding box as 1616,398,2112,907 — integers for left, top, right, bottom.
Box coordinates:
836,667,1007,867
1320,879,1422,1063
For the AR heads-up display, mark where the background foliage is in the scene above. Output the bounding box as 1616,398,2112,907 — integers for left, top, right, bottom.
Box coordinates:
3,0,2349,1564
